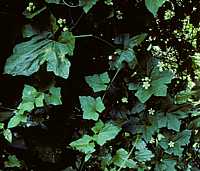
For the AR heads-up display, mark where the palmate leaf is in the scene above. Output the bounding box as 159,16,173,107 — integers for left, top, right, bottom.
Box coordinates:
157,111,188,131
112,148,137,169
79,0,97,13
155,159,177,171
92,120,121,145
44,87,62,105
110,49,137,70
145,0,167,17
159,130,191,156
69,135,95,154
79,96,105,121
85,72,110,92
4,155,21,168
4,32,75,79
135,68,174,103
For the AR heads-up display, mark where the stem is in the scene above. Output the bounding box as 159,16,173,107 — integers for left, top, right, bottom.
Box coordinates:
75,34,93,38
74,34,115,49
117,135,140,171
62,0,80,7
102,68,121,101
92,35,115,49
70,12,84,31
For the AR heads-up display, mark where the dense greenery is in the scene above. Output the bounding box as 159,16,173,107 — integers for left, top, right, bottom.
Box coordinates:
0,0,200,170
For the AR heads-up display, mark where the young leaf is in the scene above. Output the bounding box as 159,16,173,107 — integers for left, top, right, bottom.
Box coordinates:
112,148,137,168
145,0,167,17
69,135,95,154
79,0,97,13
45,87,62,105
3,129,12,143
85,72,110,92
0,122,4,129
79,96,105,121
128,33,148,48
92,121,121,145
8,114,27,129
135,68,174,103
4,155,21,168
111,49,137,69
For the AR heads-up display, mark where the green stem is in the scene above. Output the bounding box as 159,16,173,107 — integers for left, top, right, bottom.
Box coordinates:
117,135,140,171
102,68,121,101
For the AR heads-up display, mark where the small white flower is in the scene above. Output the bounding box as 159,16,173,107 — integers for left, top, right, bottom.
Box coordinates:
29,2,34,6
168,141,175,148
150,137,155,144
195,129,198,135
148,108,155,115
108,55,112,60
63,27,68,32
121,97,128,103
142,77,151,89
157,61,165,72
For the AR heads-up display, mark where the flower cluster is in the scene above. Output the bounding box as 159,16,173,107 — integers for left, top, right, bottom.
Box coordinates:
26,2,36,12
152,46,178,73
164,9,175,20
174,16,200,48
142,77,151,89
116,10,123,20
57,18,68,32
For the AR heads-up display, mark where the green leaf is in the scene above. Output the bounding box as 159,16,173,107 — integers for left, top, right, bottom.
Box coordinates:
155,159,177,171
85,72,110,92
4,32,75,79
135,68,174,103
46,41,71,79
112,148,137,168
145,0,167,17
69,135,95,154
4,33,51,76
8,114,27,128
57,32,75,56
18,101,34,112
4,155,21,168
157,111,188,131
135,146,154,162
111,49,137,69
50,14,59,34
128,33,147,48
79,96,105,121
0,122,4,129
79,0,97,13
35,93,45,107
92,121,121,145
45,87,62,105
22,24,38,38
159,130,191,156
3,129,12,143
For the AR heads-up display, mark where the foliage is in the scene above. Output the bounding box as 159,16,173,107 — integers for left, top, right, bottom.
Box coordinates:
1,0,200,170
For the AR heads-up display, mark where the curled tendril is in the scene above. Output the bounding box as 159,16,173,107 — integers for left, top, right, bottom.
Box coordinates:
62,0,80,7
